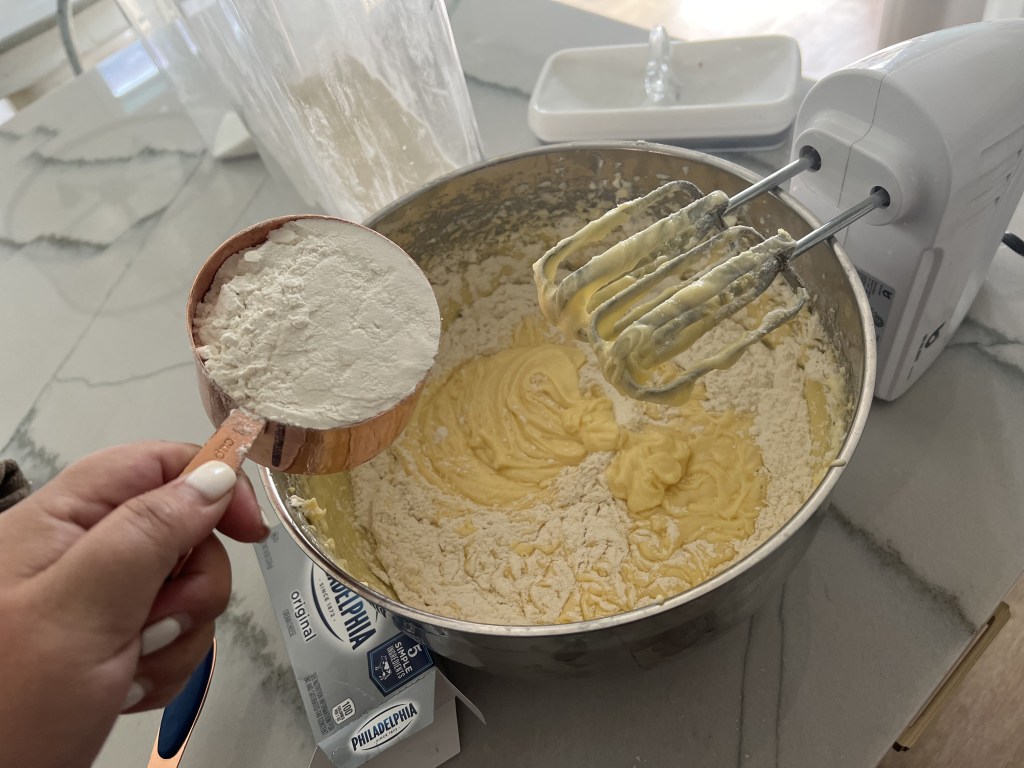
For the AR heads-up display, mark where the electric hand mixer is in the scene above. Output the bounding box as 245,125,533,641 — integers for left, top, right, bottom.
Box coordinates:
534,20,1024,402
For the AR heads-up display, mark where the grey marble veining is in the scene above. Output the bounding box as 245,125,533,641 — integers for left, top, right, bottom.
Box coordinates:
1,2,1022,767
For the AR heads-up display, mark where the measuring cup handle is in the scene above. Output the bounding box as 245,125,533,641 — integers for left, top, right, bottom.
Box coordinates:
181,408,265,474
171,409,265,577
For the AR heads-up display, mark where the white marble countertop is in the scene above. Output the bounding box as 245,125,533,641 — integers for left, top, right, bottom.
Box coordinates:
2,2,1023,766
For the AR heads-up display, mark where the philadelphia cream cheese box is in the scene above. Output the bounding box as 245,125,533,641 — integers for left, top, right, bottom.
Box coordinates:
255,528,482,768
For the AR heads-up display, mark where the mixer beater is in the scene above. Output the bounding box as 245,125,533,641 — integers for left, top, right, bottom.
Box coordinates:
533,149,890,404
537,20,1024,403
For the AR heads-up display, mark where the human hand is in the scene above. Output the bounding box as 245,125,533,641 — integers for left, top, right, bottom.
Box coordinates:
0,441,268,768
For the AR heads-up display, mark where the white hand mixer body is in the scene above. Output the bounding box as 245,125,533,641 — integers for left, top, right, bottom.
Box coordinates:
790,20,1024,400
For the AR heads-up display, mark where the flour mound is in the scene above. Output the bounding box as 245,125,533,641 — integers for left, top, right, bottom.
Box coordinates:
194,218,440,428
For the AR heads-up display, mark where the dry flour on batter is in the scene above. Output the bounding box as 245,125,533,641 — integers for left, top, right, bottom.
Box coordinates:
338,246,847,625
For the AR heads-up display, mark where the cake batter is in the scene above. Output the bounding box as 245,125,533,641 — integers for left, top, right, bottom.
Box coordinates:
296,235,846,624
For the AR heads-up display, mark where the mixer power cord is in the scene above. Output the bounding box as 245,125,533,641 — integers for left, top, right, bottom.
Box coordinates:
1003,232,1024,257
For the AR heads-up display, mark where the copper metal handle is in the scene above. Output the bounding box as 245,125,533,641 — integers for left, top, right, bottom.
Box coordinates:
180,408,265,475
171,409,265,577
147,414,259,760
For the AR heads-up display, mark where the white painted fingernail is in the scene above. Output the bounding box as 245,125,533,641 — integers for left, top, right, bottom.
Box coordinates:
141,615,188,657
185,461,237,500
121,680,147,712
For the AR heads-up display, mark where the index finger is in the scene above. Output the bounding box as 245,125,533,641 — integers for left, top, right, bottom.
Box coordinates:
33,441,266,543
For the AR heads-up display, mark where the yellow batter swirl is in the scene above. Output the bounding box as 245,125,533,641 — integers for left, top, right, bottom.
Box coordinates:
395,318,767,618
404,341,618,508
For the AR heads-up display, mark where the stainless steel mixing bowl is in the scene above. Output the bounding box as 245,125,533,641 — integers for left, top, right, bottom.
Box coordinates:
258,143,875,676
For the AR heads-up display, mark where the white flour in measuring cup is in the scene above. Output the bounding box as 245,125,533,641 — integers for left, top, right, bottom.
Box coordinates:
193,218,440,429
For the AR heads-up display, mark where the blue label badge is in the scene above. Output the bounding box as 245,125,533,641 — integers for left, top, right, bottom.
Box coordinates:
367,635,433,695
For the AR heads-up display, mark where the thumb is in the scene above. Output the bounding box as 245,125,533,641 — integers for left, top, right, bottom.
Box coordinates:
45,460,238,643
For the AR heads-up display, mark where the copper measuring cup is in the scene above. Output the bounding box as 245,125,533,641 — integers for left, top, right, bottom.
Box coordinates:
180,214,436,479
158,215,437,747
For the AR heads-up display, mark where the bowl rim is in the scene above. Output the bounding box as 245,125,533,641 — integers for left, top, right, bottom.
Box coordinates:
258,140,877,638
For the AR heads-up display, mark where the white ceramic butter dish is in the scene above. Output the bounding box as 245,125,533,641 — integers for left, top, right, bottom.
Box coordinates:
528,35,802,147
